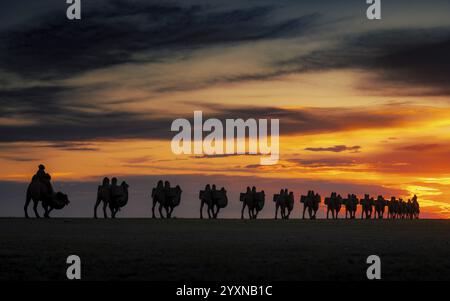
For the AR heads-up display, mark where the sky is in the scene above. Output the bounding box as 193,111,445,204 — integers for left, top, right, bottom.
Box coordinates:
1,0,450,218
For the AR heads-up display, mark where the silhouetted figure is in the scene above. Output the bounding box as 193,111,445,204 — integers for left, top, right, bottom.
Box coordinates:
25,165,69,218
151,180,182,218
360,194,374,219
34,164,54,194
94,177,111,218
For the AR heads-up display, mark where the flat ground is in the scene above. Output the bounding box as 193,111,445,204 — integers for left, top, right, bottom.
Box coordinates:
0,218,449,280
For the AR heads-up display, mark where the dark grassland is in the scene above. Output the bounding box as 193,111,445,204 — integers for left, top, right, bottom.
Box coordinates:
0,218,449,280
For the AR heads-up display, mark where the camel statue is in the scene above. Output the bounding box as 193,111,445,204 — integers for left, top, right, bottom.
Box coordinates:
25,175,69,218
342,194,358,219
109,180,129,218
360,194,374,219
274,189,294,219
152,180,182,218
300,190,321,219
374,195,387,219
94,177,111,218
240,186,265,219
324,192,343,219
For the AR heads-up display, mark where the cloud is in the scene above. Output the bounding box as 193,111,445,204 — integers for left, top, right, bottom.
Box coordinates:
0,1,320,80
39,142,100,152
287,158,358,168
0,98,440,142
304,145,361,153
279,27,450,95
0,156,36,162
397,144,441,152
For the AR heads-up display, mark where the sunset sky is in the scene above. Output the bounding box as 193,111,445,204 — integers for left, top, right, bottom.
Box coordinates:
1,0,450,218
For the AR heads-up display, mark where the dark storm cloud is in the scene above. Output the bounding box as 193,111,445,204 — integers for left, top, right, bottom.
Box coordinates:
304,145,361,153
154,27,450,95
0,99,421,142
279,27,450,95
0,0,320,80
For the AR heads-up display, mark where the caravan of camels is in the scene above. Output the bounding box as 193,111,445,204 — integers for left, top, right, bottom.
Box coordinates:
24,165,420,219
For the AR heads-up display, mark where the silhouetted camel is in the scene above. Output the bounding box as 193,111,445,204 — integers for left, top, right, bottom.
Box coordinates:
412,195,420,219
387,197,398,219
25,175,69,218
342,194,358,219
109,179,129,218
199,184,228,219
152,180,182,218
360,194,374,219
324,192,343,219
274,189,294,219
374,195,387,219
240,186,265,219
94,177,111,218
94,177,129,218
300,190,321,219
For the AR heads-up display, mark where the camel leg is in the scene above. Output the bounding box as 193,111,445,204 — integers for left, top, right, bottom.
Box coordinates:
152,199,157,218
275,205,278,219
43,203,50,218
207,205,213,219
24,193,31,218
214,207,220,219
33,200,40,218
103,202,108,219
158,203,165,219
241,203,246,219
94,198,101,219
302,205,306,219
168,206,174,218
45,206,54,218
200,200,204,219
248,206,253,219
